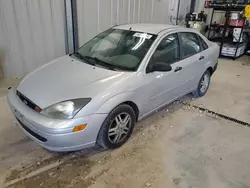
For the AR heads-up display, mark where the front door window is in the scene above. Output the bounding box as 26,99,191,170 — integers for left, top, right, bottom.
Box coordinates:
147,33,180,73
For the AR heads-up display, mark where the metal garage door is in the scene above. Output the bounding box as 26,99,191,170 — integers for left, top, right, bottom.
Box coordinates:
76,0,172,46
0,0,66,77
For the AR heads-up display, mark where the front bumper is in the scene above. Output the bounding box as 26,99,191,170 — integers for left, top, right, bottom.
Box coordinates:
7,89,107,152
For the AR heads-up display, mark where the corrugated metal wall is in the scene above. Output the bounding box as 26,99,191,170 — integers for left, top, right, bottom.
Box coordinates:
77,0,171,46
0,0,66,77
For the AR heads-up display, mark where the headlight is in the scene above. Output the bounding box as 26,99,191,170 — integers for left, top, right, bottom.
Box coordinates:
41,98,91,119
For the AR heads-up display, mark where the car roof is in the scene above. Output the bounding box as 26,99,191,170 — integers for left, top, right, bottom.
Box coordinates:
114,23,181,35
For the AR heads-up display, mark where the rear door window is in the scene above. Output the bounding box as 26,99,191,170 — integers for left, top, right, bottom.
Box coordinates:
198,36,209,50
179,32,201,58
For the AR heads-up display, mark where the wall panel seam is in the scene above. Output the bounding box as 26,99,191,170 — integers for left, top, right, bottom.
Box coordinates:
12,0,27,74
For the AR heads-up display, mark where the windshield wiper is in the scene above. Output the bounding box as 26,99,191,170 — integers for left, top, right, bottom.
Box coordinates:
73,54,133,71
72,52,96,66
82,56,116,71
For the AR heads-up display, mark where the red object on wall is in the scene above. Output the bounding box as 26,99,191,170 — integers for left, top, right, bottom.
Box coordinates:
230,20,244,26
205,0,210,8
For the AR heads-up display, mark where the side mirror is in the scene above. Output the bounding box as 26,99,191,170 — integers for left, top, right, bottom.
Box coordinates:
148,62,172,73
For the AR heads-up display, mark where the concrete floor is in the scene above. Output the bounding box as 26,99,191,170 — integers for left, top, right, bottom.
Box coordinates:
0,57,250,188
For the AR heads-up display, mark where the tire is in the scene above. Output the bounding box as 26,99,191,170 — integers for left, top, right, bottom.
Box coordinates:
97,104,136,149
192,70,211,97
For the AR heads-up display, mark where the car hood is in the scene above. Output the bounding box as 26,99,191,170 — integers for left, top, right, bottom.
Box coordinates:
17,55,129,108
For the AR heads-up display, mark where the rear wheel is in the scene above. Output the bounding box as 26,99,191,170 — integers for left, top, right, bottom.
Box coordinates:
97,104,136,149
192,70,211,97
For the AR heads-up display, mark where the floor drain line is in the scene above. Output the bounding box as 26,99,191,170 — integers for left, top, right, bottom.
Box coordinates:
181,101,250,127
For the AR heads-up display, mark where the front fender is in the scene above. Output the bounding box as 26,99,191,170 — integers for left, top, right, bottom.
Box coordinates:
95,92,136,114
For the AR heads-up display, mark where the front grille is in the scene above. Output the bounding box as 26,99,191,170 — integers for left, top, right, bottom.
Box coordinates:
16,91,40,111
16,118,47,142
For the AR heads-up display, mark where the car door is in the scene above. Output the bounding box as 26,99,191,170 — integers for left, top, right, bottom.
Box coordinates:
175,32,205,94
137,33,185,117
197,34,211,78
137,32,206,118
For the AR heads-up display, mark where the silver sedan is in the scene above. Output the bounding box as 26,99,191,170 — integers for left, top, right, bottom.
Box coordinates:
8,24,219,151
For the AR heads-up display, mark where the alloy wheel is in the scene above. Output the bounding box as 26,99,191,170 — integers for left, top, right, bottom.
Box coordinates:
200,73,210,93
108,112,132,144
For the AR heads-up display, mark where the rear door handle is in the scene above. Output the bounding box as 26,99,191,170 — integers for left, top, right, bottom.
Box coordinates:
199,56,205,60
174,66,182,72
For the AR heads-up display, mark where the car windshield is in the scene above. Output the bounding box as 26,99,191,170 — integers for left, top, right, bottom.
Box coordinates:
75,29,157,71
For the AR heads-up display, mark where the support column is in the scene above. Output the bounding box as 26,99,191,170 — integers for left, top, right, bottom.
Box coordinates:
64,0,78,54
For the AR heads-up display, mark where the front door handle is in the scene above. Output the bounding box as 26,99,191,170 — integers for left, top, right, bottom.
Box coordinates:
174,66,182,72
199,56,205,60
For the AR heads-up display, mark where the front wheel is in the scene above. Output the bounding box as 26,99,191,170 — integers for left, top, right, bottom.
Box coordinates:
97,104,136,149
192,70,211,97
